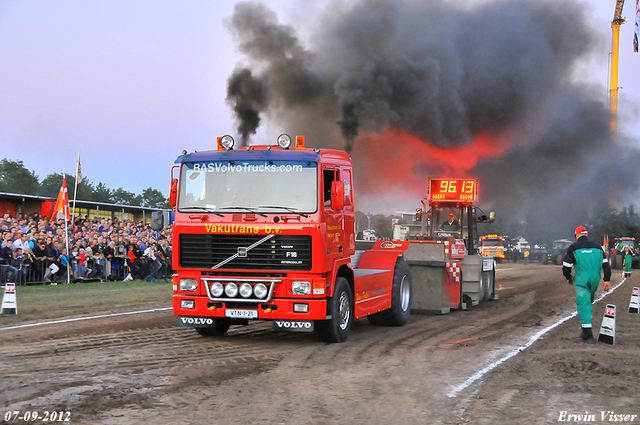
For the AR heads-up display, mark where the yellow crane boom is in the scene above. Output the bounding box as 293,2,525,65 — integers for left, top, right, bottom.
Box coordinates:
610,0,626,142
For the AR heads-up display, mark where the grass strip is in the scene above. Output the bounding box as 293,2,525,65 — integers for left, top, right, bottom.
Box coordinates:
1,279,172,323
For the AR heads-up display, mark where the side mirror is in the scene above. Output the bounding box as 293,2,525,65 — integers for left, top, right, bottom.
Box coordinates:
331,180,344,211
151,211,164,231
168,178,178,209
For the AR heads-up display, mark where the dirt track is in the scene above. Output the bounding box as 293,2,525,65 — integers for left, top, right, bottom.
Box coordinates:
1,264,639,424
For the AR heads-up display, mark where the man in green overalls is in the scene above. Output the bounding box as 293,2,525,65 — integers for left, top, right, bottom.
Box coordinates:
562,226,611,344
623,247,632,278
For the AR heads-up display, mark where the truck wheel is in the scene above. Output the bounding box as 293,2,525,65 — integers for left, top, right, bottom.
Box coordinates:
615,255,623,270
478,271,487,303
385,258,412,326
609,255,616,269
316,277,353,343
486,268,496,301
367,258,412,326
479,272,491,302
555,254,563,265
195,318,231,337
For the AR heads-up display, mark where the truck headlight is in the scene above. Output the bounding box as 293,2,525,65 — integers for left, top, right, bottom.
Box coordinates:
180,279,198,292
239,283,253,298
181,299,195,309
210,281,224,297
254,283,268,299
292,281,311,295
225,282,238,297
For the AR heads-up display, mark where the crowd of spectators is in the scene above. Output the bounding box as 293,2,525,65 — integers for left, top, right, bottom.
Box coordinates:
0,212,172,285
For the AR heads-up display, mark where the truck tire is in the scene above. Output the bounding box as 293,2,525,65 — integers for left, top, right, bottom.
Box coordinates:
367,258,412,326
316,277,353,343
609,255,617,269
479,271,487,303
195,318,231,337
485,268,496,301
615,255,623,270
485,264,496,301
555,254,563,265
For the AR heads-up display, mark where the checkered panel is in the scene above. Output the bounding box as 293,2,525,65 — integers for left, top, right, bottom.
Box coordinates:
446,261,461,283
436,240,451,257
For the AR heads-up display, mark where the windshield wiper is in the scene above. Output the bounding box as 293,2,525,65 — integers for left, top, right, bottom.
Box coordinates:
259,205,308,218
179,206,224,217
219,206,267,217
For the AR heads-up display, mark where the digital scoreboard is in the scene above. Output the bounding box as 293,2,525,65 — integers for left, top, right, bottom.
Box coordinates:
428,178,478,203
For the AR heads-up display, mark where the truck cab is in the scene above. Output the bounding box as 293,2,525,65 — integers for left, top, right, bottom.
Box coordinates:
480,234,505,262
610,237,639,269
156,134,412,343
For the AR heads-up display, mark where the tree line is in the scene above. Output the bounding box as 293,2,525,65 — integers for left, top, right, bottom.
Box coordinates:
485,203,640,249
0,158,168,209
356,206,640,249
5,156,634,246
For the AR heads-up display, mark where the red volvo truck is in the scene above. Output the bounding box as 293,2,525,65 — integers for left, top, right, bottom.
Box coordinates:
153,134,412,342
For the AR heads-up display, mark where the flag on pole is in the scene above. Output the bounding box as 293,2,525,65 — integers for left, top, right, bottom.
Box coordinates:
634,0,639,53
53,177,70,220
76,153,82,183
72,150,81,223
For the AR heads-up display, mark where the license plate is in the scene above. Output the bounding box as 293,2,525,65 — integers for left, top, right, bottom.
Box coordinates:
482,258,494,271
226,309,258,319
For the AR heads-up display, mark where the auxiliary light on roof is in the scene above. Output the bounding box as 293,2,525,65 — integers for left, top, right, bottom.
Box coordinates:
220,134,235,151
277,134,292,149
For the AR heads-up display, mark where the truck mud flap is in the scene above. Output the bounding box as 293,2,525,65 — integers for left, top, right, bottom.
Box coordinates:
178,316,216,327
273,320,315,332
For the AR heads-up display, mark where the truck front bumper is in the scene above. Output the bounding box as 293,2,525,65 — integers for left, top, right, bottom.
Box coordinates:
173,295,328,321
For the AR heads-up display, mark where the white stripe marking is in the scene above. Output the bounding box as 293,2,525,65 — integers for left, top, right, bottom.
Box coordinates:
0,307,172,331
447,278,624,398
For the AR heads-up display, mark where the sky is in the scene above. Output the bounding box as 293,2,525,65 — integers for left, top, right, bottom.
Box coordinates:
1,0,639,225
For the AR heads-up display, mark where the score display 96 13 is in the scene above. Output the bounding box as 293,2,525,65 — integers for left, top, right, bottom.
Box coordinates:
428,179,478,203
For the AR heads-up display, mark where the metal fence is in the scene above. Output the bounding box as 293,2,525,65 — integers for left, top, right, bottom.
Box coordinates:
1,254,171,285
1,257,119,285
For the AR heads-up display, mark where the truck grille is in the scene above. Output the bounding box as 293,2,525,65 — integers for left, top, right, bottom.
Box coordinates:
179,234,312,271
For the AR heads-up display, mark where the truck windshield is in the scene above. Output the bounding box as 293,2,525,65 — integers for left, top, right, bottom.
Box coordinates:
430,206,463,238
553,241,572,250
616,240,635,249
178,160,318,214
482,240,503,247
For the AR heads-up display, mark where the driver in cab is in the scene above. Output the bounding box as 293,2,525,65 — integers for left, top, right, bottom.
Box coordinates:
441,213,459,232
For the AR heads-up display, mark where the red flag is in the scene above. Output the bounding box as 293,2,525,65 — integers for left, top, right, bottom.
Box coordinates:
635,0,639,53
53,177,70,220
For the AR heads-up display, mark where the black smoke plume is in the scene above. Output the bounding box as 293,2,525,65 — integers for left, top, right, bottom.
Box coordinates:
225,0,640,243
226,68,267,146
225,2,324,146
